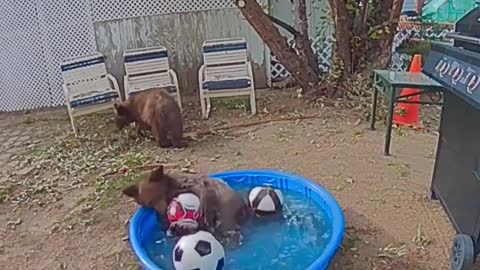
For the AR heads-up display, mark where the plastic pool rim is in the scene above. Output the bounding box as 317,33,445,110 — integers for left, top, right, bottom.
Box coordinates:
128,169,345,270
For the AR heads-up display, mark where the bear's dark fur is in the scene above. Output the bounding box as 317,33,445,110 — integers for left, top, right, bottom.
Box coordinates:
122,166,250,248
114,88,186,148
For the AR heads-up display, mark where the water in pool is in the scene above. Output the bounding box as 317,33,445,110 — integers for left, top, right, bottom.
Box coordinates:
144,184,332,270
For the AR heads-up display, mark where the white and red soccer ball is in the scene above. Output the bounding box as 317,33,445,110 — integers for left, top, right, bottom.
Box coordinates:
167,193,203,226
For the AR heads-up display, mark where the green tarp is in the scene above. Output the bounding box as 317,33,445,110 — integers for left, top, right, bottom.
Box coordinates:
422,0,477,23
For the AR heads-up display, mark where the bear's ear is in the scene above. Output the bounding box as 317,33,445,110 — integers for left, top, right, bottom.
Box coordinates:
122,184,139,198
114,103,129,116
149,165,164,182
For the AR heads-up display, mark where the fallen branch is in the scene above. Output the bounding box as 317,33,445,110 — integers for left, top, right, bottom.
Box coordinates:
185,113,323,138
106,114,324,177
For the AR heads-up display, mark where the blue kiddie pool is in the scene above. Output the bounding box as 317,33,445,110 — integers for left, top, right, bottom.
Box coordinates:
128,169,345,270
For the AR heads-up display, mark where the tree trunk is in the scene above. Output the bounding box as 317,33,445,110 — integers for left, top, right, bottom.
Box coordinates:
292,0,320,74
388,0,405,46
349,0,369,73
235,0,318,93
328,0,352,78
382,0,405,60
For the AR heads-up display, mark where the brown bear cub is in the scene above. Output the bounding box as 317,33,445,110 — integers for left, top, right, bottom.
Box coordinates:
114,87,186,148
122,166,251,248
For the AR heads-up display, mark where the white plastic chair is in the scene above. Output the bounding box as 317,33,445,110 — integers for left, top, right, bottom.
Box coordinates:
198,37,256,119
61,53,121,137
123,46,182,109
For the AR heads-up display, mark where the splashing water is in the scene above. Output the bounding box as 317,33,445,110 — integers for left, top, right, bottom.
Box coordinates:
144,184,332,270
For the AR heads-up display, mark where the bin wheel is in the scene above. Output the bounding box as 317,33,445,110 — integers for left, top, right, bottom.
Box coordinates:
451,234,475,270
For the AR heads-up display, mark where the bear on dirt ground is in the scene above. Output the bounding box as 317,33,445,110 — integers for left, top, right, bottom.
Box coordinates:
113,87,186,148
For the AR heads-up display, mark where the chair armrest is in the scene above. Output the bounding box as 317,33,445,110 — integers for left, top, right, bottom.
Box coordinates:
123,75,129,99
106,74,121,99
247,61,255,89
247,61,254,79
62,83,71,103
198,64,206,90
168,69,180,88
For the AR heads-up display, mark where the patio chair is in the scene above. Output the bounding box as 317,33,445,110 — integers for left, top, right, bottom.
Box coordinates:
123,46,182,109
198,37,256,119
61,53,121,137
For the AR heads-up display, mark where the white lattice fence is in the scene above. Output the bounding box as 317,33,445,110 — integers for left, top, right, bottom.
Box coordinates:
37,0,98,107
0,0,51,111
91,0,236,22
390,25,454,71
270,35,335,82
0,0,96,112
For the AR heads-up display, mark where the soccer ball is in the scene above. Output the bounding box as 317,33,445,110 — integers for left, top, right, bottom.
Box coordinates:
248,186,284,215
173,230,225,270
167,193,202,225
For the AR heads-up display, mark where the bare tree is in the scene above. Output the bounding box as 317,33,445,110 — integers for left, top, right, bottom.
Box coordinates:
234,0,319,93
235,0,406,94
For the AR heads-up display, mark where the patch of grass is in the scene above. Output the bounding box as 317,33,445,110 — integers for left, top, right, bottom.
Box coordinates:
341,234,361,251
93,171,144,209
123,152,148,168
387,162,411,178
10,112,158,207
20,117,36,125
18,116,61,126
19,117,42,126
212,97,250,111
0,184,15,202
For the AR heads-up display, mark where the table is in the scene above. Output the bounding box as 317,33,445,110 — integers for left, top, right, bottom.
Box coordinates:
371,70,444,156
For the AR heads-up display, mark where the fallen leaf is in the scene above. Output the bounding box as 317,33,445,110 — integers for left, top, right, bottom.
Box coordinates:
16,166,34,176
7,218,22,227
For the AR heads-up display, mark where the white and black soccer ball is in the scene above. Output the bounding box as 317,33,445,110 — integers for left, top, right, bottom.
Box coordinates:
248,186,284,215
173,230,225,270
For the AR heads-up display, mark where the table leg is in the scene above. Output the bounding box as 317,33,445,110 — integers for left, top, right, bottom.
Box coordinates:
370,74,379,130
384,86,396,156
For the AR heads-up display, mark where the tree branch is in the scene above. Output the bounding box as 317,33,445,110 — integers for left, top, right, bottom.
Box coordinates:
235,0,318,92
266,14,301,37
365,18,400,37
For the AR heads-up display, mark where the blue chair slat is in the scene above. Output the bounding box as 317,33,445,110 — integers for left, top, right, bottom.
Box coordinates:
203,43,247,54
203,79,251,91
124,51,168,63
70,91,119,108
61,56,104,72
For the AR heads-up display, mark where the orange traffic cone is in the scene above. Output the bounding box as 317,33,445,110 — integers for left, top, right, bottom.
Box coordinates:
393,54,422,127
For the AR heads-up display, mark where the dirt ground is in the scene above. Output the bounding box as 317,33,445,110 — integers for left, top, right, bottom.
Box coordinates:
0,88,467,270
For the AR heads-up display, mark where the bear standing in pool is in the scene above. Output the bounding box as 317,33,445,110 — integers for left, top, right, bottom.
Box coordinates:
122,166,251,248
114,87,186,148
